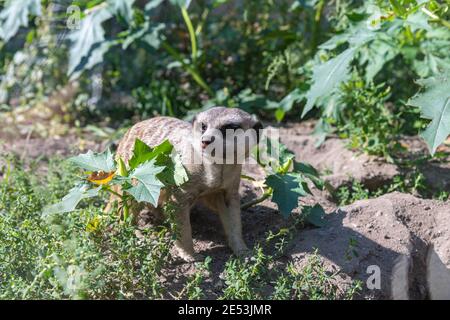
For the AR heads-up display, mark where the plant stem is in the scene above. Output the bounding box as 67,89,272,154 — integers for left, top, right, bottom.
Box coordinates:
195,8,210,36
421,7,450,29
241,189,272,210
283,49,292,91
123,204,130,222
161,41,213,96
240,174,257,181
181,6,198,64
311,0,325,54
105,187,122,198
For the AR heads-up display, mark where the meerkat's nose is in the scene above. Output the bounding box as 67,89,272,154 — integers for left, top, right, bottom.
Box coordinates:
201,136,215,149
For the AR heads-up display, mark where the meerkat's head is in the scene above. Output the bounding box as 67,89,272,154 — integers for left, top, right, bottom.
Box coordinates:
191,107,262,164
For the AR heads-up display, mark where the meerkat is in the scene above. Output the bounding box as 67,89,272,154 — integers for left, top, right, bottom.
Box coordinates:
111,107,262,262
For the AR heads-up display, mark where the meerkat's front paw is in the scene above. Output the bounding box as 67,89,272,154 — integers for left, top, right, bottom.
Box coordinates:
175,245,204,263
230,242,250,257
179,251,204,263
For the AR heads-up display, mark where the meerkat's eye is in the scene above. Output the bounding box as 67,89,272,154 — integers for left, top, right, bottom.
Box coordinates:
220,123,241,133
201,123,207,133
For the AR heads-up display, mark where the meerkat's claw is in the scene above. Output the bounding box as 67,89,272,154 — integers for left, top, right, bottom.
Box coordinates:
175,247,204,263
233,246,251,258
181,252,204,263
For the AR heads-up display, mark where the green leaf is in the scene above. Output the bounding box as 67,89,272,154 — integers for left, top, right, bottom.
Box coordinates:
319,33,351,50
150,140,175,165
319,23,375,50
413,54,449,78
171,151,188,186
405,10,432,32
293,161,324,190
278,88,305,114
304,24,376,117
293,161,320,177
69,149,116,172
258,138,295,173
169,0,192,8
43,185,101,215
108,0,135,23
117,157,128,176
127,160,165,206
67,5,113,77
408,73,450,155
128,138,173,170
359,39,399,83
265,173,309,218
122,21,164,50
302,204,326,227
0,0,41,42
303,48,356,117
312,118,331,147
275,109,285,122
142,25,164,49
128,139,153,169
389,0,407,17
70,40,118,79
145,0,165,12
127,139,188,188
158,150,189,186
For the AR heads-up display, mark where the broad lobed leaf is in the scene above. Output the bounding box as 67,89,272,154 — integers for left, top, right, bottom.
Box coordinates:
43,184,101,216
0,0,41,42
408,72,450,155
265,172,311,219
302,204,326,227
127,160,165,206
67,5,113,77
303,48,356,118
69,149,116,172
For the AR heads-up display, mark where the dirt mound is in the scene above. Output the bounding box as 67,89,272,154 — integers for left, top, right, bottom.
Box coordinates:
398,136,450,193
276,123,450,194
288,192,450,299
277,123,399,190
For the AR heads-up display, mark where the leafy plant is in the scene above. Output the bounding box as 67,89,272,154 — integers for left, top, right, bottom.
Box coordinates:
272,251,362,300
331,74,403,158
0,155,174,299
178,256,212,300
243,138,326,226
294,0,450,156
44,138,188,221
336,171,430,206
220,245,362,300
220,245,272,300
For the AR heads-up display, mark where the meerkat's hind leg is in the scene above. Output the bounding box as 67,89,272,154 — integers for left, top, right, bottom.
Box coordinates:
138,204,166,226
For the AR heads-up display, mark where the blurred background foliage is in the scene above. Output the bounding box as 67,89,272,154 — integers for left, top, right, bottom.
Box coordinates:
0,0,449,157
